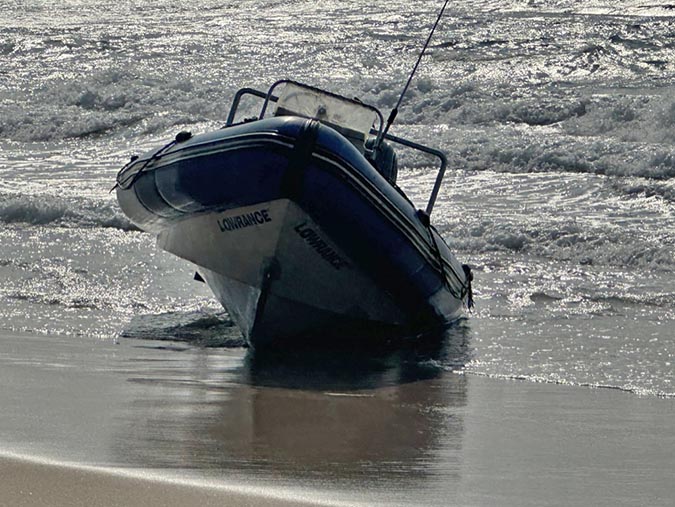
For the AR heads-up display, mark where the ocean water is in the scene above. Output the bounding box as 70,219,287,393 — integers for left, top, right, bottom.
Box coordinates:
1,0,673,397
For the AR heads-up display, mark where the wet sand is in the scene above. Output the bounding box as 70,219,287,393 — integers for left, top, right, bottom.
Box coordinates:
1,331,673,506
0,455,317,507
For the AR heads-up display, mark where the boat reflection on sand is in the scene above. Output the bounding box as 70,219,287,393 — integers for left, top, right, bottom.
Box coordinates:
112,324,471,489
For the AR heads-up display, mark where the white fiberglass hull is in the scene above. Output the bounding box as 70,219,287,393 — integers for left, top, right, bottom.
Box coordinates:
158,199,408,347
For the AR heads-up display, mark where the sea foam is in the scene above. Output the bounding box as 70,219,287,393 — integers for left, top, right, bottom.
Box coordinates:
0,193,138,231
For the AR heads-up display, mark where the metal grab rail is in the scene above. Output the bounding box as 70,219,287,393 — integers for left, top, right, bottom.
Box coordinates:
378,131,447,215
225,88,277,126
224,83,449,215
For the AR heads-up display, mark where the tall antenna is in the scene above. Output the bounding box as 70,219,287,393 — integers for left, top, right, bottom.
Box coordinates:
380,0,451,140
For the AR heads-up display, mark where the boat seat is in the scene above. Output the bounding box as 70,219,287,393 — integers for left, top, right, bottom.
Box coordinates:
366,138,398,184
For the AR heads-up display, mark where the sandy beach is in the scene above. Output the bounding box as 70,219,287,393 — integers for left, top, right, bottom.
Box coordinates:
0,455,320,507
1,331,673,507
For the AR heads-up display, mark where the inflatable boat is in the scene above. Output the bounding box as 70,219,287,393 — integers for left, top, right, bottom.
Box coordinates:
116,80,472,348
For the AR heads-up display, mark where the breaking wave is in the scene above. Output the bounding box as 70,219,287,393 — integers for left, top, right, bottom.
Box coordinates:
331,77,675,183
0,69,233,142
451,224,675,271
446,218,675,271
4,69,675,192
0,193,138,231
